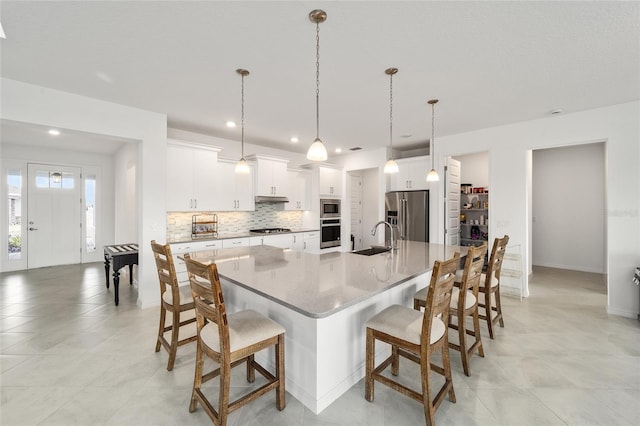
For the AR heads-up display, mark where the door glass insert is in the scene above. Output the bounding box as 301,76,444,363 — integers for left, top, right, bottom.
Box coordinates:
85,174,96,252
7,169,22,260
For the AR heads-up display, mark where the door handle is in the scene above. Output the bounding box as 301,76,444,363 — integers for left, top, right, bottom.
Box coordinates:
29,227,38,231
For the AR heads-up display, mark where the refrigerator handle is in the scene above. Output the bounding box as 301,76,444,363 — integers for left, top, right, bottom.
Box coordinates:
401,198,407,240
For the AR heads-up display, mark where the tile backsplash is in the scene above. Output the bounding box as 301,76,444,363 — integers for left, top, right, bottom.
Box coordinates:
167,204,303,240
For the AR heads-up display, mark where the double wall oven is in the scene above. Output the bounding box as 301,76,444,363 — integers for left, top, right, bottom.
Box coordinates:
320,199,341,249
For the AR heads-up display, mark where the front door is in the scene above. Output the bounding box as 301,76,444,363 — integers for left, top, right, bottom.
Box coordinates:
27,163,82,268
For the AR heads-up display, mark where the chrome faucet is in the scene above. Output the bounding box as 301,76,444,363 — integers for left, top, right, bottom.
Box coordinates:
371,221,397,250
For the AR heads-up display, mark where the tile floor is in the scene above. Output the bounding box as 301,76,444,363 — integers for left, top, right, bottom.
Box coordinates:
1,263,639,425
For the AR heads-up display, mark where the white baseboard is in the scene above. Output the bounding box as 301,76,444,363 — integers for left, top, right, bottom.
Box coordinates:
607,306,640,320
533,262,604,274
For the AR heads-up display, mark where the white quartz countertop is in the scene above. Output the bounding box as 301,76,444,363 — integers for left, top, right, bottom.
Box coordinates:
185,241,467,318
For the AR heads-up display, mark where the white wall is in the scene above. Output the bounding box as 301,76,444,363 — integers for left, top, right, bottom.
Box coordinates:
532,143,605,273
454,151,489,188
361,168,379,248
434,101,639,318
0,142,116,269
113,142,139,244
1,78,167,309
335,148,388,248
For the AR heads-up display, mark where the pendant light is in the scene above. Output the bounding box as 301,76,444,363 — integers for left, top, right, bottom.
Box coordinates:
426,99,440,182
383,67,399,174
234,68,251,174
306,9,328,162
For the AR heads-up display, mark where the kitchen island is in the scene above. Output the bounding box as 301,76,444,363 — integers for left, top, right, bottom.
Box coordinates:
187,241,465,414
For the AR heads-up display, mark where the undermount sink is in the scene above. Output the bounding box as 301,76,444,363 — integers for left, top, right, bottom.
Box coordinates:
352,246,391,256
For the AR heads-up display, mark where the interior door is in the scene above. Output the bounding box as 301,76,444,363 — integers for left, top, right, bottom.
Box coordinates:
445,157,461,245
27,163,82,268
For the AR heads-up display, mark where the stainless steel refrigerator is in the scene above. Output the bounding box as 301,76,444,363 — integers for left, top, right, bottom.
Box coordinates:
385,190,429,244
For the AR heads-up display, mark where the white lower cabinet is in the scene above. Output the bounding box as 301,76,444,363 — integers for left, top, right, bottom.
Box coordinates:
223,238,250,248
170,240,223,284
303,231,320,254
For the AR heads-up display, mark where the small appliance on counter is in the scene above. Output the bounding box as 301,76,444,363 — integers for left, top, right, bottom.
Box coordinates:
191,214,218,238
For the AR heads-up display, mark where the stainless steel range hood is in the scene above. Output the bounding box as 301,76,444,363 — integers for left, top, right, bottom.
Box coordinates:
254,195,289,204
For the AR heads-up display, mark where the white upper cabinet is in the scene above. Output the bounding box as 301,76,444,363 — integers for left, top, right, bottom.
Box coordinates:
285,169,310,211
166,141,221,211
387,156,430,191
214,160,255,211
248,155,289,197
319,166,342,197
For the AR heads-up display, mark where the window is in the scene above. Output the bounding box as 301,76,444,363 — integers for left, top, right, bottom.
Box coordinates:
85,174,96,252
7,169,22,260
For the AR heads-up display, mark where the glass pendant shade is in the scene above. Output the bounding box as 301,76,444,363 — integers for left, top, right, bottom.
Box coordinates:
307,137,328,161
234,157,250,174
384,159,399,174
426,168,440,182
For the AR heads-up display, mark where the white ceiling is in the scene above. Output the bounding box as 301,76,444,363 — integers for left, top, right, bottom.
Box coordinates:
1,1,639,157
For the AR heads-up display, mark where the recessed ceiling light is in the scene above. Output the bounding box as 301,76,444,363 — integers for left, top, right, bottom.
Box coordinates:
48,129,60,136
335,148,342,153
290,136,299,143
550,109,563,115
226,121,237,128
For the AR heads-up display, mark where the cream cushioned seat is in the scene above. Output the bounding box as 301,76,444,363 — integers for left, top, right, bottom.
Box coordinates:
481,272,499,288
454,268,464,282
162,284,193,306
200,309,286,353
365,304,445,345
450,287,476,310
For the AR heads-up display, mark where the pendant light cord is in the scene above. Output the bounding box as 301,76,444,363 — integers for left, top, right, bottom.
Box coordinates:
431,102,435,168
315,21,320,140
389,71,394,160
241,73,245,158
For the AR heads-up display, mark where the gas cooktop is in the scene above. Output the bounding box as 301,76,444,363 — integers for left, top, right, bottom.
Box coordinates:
249,228,292,234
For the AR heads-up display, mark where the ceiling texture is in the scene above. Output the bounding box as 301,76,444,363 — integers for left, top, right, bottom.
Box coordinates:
1,1,639,157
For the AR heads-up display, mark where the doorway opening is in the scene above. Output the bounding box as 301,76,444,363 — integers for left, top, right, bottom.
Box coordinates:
530,142,607,299
348,168,379,251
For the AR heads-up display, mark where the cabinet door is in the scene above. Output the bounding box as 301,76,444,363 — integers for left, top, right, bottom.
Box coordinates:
193,150,219,211
214,162,237,211
406,158,429,190
249,237,264,246
319,167,342,197
387,157,429,191
303,232,320,253
285,170,309,211
167,146,195,211
223,238,249,248
263,234,294,249
214,162,255,211
291,233,305,251
387,166,411,191
256,158,288,197
235,165,255,211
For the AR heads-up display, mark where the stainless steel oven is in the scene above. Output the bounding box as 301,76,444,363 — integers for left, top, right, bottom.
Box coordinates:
320,199,341,218
320,218,341,248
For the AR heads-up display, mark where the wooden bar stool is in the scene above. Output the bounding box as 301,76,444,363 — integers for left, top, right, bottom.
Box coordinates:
479,235,509,339
184,254,285,426
416,243,488,376
365,252,460,426
150,240,197,371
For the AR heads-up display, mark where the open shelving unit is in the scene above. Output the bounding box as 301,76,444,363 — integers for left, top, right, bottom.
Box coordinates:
460,185,488,247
